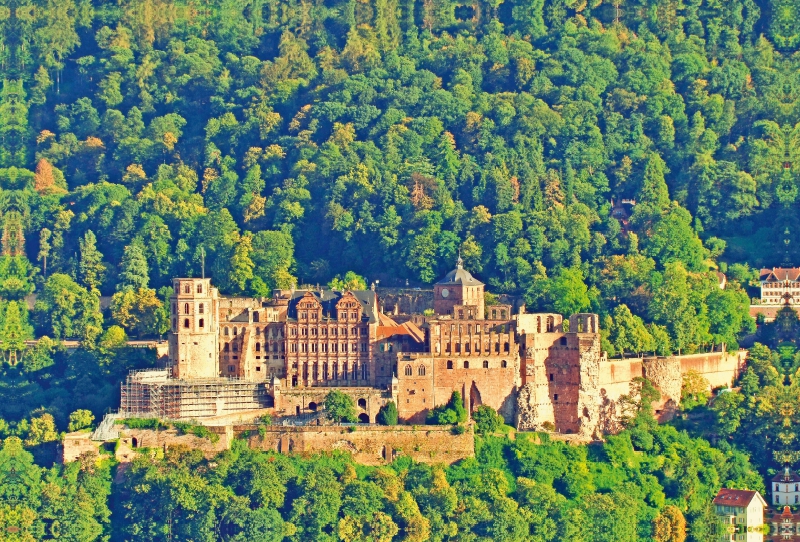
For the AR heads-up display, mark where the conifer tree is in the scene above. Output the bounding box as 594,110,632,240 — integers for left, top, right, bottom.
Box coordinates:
79,230,105,294
118,241,149,291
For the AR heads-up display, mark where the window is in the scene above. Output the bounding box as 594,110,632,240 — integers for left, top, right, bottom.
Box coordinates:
224,343,229,352
559,337,567,346
464,361,469,369
197,284,203,293
199,303,204,314
199,318,204,328
501,360,507,368
234,327,238,336
549,373,554,381
483,360,489,368
255,342,261,352
184,284,190,294
172,318,176,330
447,360,453,369
554,394,558,401
233,343,238,352
224,327,229,336
253,312,259,322
228,365,235,372
418,365,426,376
183,318,190,328
184,303,189,314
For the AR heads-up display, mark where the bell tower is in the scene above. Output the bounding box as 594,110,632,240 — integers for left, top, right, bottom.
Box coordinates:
168,278,219,379
433,256,485,318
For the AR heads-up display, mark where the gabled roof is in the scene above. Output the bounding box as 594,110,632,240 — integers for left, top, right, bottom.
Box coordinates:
376,314,425,343
436,257,483,286
772,469,800,483
760,268,800,282
286,289,378,323
713,488,767,507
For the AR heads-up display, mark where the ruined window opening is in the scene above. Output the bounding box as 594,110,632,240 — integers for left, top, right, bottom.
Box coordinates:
559,337,567,346
234,327,238,336
447,360,453,369
554,394,558,401
464,361,469,369
501,360,507,368
483,360,489,368
199,318,204,328
224,343,229,352
358,398,367,409
549,373,554,381
253,312,259,322
546,317,554,332
183,318,190,328
404,365,412,376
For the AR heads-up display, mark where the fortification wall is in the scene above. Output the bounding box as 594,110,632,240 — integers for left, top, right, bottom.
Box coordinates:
598,359,642,399
240,424,474,466
677,351,745,390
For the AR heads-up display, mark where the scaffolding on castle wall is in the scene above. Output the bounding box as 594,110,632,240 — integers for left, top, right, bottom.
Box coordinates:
120,369,273,420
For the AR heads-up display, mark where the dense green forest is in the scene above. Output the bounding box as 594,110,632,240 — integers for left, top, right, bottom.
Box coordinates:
1,0,796,355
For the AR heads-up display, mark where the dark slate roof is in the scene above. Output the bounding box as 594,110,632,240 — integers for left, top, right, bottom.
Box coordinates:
435,257,483,286
772,469,800,483
285,289,379,323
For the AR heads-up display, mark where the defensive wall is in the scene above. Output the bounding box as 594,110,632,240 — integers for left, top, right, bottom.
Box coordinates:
240,424,474,466
62,423,474,466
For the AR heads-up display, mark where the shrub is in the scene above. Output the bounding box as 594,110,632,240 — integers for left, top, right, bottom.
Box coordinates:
473,405,503,434
426,391,468,425
377,401,399,426
324,390,357,423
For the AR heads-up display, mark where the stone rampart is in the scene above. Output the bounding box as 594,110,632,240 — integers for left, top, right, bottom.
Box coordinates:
239,424,474,466
676,350,745,390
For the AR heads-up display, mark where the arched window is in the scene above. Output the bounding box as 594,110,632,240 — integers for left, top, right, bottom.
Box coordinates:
184,284,190,294
183,318,190,328
418,365,426,376
224,327,229,336
184,303,189,314
199,303,204,314
197,283,203,293
501,360,507,368
255,342,261,352
404,365,412,376
199,318,204,328
233,327,238,336
447,360,453,369
464,361,469,369
483,360,489,368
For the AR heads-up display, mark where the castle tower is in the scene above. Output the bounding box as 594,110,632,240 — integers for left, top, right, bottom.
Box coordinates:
433,256,485,318
168,278,219,379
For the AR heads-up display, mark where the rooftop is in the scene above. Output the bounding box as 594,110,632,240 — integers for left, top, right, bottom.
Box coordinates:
435,256,483,287
760,268,800,282
713,488,765,507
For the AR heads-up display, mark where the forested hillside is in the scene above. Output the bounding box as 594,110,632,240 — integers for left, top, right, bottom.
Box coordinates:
0,0,795,356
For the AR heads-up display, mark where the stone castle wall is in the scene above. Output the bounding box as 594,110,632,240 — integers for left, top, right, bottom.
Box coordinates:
676,351,745,390
240,424,475,466
64,424,474,466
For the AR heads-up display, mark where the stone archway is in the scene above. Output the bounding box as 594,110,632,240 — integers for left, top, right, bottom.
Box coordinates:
358,413,370,423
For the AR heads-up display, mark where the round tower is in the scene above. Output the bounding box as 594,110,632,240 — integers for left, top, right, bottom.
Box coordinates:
168,278,219,379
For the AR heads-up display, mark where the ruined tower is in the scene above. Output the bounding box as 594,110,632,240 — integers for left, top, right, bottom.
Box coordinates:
169,278,219,379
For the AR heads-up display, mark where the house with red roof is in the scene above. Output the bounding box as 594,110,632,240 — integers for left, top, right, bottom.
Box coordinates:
713,488,767,541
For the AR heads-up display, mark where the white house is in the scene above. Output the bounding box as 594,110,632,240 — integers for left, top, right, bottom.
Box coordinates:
759,268,800,305
772,466,800,506
713,488,767,542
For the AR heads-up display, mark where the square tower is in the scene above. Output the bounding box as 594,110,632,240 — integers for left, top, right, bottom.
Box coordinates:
169,278,219,379
433,257,485,319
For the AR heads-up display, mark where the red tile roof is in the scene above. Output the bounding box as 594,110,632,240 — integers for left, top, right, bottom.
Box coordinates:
713,488,765,507
772,470,800,483
760,268,800,281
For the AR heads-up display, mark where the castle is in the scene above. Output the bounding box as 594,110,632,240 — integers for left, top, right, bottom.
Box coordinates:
121,258,746,439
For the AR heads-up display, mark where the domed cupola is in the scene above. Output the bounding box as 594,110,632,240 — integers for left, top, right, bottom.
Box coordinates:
433,256,485,318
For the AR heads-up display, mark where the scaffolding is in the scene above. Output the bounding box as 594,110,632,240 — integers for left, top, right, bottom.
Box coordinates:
120,369,273,420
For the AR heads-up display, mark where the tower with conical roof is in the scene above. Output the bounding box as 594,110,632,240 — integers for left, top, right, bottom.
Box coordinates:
433,256,484,319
